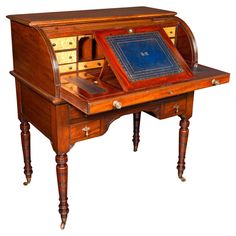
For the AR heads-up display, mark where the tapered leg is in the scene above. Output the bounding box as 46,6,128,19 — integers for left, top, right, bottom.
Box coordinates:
132,112,141,152
56,154,69,230
177,116,190,182
20,121,33,185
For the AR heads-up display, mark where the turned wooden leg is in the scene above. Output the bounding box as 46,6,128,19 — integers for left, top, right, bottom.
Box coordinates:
56,154,69,230
177,116,190,182
132,112,141,152
20,121,33,186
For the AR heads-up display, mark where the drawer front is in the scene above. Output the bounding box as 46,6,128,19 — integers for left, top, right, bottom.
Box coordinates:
68,105,85,121
159,97,187,119
59,63,77,73
163,26,176,38
78,59,105,71
56,50,77,64
50,36,77,51
70,120,101,142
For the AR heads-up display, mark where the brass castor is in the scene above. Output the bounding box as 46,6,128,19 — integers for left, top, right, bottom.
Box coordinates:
60,222,66,230
179,176,186,182
23,178,31,186
60,217,67,230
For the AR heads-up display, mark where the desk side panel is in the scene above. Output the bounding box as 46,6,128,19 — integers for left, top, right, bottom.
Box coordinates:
10,21,59,97
21,83,52,139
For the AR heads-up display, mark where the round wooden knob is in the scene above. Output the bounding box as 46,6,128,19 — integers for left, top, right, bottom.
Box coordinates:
113,100,122,109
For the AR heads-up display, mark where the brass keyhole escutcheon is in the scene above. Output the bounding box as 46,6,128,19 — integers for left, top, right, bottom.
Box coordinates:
173,104,179,113
82,126,90,137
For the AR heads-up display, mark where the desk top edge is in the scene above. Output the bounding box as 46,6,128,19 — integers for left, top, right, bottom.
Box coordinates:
6,6,176,27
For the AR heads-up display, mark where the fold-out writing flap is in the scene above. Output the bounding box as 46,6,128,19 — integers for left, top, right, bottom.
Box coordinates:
95,25,193,92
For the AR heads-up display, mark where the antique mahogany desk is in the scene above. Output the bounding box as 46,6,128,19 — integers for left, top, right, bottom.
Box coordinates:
7,7,229,229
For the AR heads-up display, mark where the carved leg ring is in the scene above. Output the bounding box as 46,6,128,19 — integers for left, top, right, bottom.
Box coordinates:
177,116,190,182
56,154,69,230
132,112,141,152
20,121,33,185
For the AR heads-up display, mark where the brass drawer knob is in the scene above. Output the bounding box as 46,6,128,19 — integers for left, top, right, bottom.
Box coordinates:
128,28,133,33
113,100,122,109
52,43,56,47
82,126,90,137
212,79,220,86
68,66,73,70
69,56,73,59
69,41,73,45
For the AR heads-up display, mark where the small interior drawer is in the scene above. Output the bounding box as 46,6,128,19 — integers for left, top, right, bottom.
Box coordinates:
163,26,176,38
50,36,77,51
78,59,105,71
59,63,77,73
56,50,77,64
70,120,101,142
159,96,187,119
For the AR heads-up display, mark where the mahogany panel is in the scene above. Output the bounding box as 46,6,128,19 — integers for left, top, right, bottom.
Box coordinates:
11,21,59,96
21,83,52,139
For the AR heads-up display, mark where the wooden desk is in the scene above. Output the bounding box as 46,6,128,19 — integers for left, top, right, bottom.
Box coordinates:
7,7,229,229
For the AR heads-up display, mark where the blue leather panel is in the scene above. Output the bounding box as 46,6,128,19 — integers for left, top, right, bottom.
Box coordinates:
106,32,183,82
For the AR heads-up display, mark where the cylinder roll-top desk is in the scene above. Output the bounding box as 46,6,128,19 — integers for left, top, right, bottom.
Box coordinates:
7,7,229,229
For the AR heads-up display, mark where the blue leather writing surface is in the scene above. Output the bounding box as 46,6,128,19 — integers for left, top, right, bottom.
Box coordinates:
106,32,183,82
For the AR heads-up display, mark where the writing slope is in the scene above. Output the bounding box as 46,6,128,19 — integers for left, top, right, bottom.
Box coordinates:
95,25,193,92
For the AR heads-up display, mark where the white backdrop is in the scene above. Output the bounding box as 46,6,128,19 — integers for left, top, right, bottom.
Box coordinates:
0,1,235,235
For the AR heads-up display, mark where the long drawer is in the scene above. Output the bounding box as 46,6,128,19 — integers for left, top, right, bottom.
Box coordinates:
60,65,229,115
